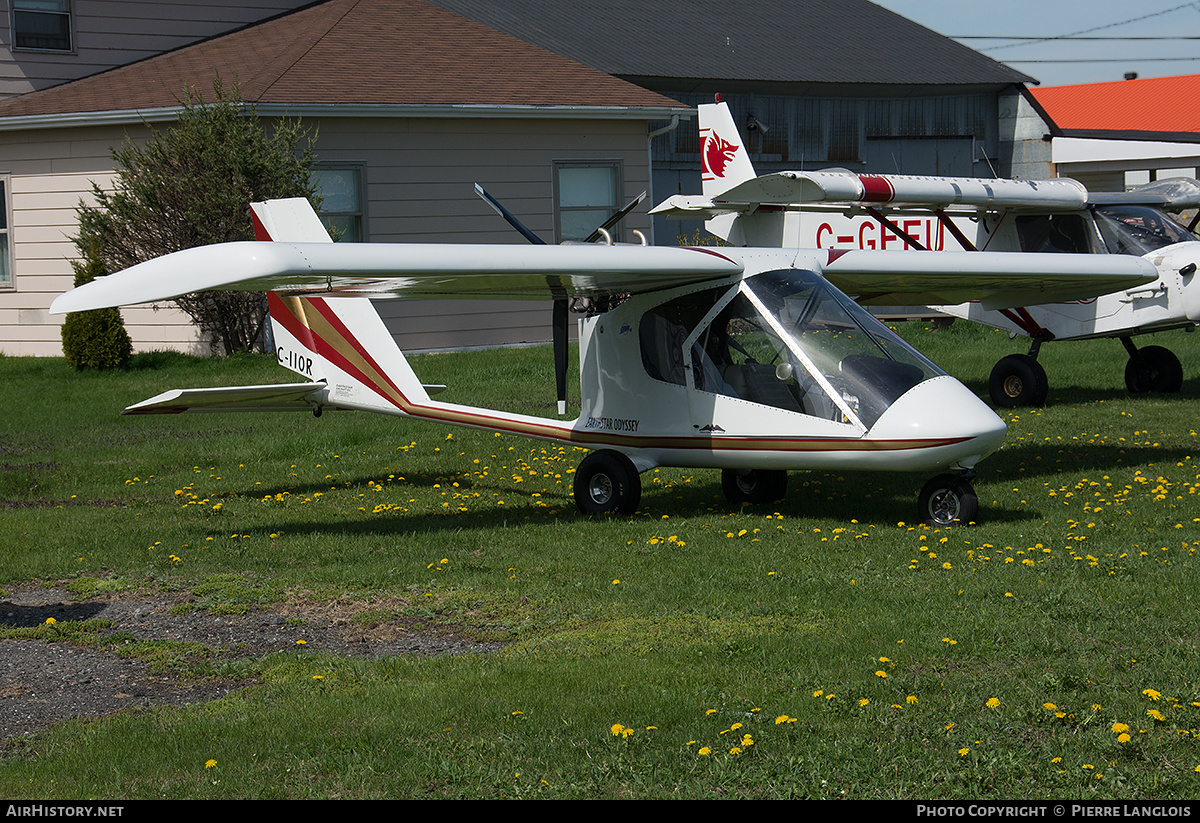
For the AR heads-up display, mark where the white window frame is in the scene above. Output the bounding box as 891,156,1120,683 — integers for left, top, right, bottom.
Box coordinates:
553,161,624,244
313,163,366,242
11,0,74,53
0,176,12,289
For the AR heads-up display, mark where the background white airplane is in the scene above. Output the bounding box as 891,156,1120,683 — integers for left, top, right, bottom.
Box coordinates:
52,195,1154,525
654,100,1200,407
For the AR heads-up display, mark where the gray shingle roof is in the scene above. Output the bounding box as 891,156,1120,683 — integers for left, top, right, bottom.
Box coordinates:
0,0,690,120
428,0,1033,88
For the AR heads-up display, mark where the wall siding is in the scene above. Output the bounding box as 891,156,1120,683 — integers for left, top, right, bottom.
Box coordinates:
1,1,310,98
0,114,657,356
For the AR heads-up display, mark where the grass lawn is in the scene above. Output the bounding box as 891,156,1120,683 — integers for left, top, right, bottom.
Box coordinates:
1,320,1198,799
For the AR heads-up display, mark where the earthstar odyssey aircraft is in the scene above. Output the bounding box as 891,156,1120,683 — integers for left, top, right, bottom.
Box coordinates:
52,188,1155,526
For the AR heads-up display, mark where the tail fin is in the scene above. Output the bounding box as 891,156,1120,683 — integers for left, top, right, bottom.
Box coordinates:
698,101,786,246
699,101,757,198
253,199,435,410
268,292,436,412
251,198,332,242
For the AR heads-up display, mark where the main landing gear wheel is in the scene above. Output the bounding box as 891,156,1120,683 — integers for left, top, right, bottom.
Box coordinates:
988,354,1048,408
1124,345,1183,394
918,474,978,527
721,468,788,505
573,450,641,515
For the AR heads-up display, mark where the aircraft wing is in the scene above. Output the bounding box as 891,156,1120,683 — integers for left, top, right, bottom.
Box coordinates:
651,171,1090,219
50,242,744,314
820,250,1160,310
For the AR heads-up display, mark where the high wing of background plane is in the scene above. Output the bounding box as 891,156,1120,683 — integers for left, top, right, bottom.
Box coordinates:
655,99,1200,407
50,195,1154,525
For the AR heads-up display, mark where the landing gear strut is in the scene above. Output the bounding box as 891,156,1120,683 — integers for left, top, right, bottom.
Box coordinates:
1122,338,1182,394
918,474,978,527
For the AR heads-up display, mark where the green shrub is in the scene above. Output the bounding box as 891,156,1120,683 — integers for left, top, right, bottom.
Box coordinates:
60,256,133,371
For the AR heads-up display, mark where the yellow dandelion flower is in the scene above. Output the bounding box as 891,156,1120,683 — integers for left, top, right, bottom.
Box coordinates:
698,747,711,756
205,760,216,769
1117,733,1131,744
875,670,888,678
1043,703,1058,711
959,748,969,756
986,697,1000,709
906,695,918,705
1142,689,1161,701
1112,722,1130,734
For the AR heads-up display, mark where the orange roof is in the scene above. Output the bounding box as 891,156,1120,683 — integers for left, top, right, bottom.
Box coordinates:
0,0,687,119
1032,74,1200,137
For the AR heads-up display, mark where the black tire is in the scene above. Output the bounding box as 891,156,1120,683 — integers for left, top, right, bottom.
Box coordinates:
573,450,641,515
721,468,788,505
918,474,978,527
988,354,1048,408
1124,345,1183,394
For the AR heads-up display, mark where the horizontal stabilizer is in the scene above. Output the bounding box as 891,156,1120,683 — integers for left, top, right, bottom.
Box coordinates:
122,382,329,415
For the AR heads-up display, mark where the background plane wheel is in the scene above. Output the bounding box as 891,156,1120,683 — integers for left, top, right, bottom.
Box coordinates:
574,450,641,515
1124,345,1183,394
721,468,787,504
988,354,1048,408
918,474,978,527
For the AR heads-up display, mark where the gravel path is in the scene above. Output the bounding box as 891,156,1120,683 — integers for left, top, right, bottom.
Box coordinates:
0,584,502,744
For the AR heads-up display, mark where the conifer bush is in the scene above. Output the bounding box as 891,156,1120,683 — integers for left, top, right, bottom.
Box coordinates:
60,256,133,371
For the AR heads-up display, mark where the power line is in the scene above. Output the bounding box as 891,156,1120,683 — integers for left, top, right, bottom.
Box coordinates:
953,35,1200,41
982,1,1200,51
1004,56,1200,63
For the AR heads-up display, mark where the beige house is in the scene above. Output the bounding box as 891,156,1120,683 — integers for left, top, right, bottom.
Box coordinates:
0,0,689,355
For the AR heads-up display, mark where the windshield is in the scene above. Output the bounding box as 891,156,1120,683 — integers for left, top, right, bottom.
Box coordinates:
1096,205,1195,255
637,270,944,429
744,270,944,427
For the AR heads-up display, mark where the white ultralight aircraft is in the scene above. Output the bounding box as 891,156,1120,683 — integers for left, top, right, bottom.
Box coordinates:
50,191,1156,525
652,100,1200,407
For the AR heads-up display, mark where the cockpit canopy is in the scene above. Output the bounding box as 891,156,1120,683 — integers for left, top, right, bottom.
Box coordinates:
1095,204,1196,255
640,269,945,429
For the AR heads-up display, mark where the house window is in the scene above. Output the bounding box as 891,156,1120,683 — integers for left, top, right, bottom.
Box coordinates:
12,0,73,52
314,165,365,242
554,162,623,243
0,178,11,287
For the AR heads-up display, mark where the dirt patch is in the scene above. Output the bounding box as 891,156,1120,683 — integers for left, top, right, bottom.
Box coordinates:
0,584,502,744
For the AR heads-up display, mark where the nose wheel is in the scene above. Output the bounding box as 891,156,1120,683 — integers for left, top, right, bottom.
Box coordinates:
918,474,978,527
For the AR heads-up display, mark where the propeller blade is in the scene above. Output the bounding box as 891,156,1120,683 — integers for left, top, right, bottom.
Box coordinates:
474,183,545,245
475,185,648,415
553,297,569,416
584,191,647,243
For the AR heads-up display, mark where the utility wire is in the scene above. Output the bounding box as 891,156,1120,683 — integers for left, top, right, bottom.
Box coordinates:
977,1,1200,51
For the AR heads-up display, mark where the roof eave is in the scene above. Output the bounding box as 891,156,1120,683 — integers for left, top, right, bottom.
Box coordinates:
0,102,693,132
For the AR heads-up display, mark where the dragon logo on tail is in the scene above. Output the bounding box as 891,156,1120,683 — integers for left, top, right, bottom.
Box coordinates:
702,131,740,179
